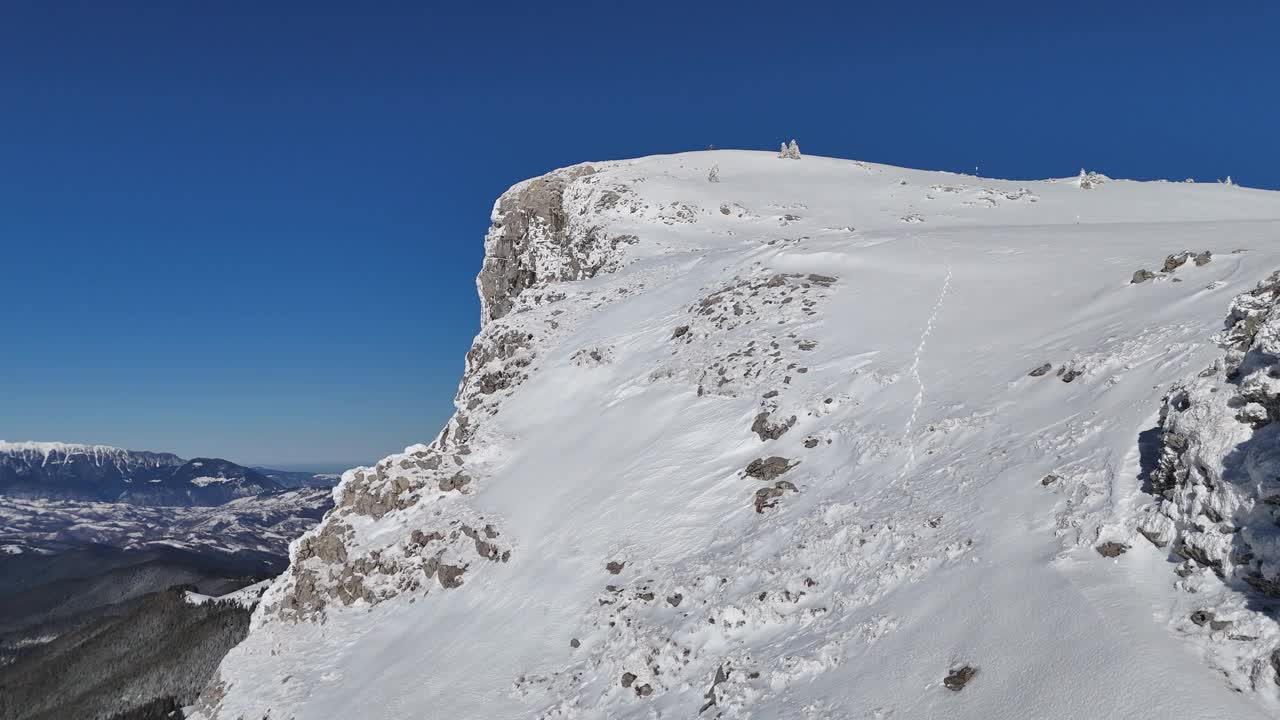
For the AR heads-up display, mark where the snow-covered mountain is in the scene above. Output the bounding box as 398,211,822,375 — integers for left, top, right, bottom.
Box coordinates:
0,441,184,500
0,442,288,505
193,150,1280,719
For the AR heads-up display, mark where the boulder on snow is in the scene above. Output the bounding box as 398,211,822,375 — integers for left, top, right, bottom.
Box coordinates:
754,481,797,513
1163,254,1189,273
943,665,977,691
1162,250,1213,273
745,456,794,482
1095,541,1129,558
751,411,796,441
437,564,466,589
1189,610,1214,626
1132,269,1157,284
1028,363,1053,377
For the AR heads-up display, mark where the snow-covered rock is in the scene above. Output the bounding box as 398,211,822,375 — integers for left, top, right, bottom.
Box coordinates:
193,150,1280,719
1137,270,1280,690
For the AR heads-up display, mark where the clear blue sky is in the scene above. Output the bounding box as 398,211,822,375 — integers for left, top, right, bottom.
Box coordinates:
1,1,1276,468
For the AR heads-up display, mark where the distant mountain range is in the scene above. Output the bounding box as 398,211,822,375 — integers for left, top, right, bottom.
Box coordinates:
0,441,340,506
0,441,341,719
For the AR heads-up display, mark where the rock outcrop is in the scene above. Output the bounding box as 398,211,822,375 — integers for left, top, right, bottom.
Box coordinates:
1138,270,1280,688
478,164,637,322
237,166,640,626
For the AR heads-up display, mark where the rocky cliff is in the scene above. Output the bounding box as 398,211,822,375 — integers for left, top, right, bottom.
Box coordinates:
203,163,642,626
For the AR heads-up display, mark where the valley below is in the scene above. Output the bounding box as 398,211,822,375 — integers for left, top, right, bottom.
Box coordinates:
0,443,339,720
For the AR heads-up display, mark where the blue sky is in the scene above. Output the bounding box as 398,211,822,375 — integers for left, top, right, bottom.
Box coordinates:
1,1,1276,467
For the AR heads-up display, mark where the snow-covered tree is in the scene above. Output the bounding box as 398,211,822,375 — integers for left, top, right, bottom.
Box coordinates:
1077,168,1106,190
778,142,788,159
778,139,802,160
708,164,720,183
1223,175,1235,186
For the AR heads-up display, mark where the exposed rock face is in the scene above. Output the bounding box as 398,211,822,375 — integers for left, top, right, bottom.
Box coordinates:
1138,270,1280,685
219,165,637,627
192,159,656,718
478,164,637,323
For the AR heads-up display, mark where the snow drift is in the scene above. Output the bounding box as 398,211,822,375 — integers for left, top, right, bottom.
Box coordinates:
192,151,1280,719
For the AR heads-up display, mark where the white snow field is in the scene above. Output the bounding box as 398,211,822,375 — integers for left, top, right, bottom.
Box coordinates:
192,151,1280,719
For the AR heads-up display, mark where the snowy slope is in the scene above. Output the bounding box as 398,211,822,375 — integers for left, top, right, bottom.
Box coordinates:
193,151,1280,719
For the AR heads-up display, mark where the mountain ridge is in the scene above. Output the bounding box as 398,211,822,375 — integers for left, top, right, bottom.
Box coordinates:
0,441,340,505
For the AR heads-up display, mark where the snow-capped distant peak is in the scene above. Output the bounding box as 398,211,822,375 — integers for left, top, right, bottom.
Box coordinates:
0,440,132,457
0,443,296,506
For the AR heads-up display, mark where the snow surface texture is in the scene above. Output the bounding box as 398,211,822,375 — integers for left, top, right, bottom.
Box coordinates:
193,151,1280,719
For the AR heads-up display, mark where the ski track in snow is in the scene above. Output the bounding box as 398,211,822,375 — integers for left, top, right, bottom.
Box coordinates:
901,239,953,477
